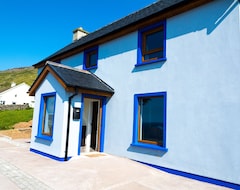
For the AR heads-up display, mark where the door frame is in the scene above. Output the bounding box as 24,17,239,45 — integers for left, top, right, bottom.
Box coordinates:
78,94,107,155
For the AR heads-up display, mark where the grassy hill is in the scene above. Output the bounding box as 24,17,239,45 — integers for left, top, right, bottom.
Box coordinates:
0,67,37,92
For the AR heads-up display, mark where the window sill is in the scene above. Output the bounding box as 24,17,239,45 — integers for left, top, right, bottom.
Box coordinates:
135,57,167,67
35,135,53,141
131,142,168,152
84,66,98,70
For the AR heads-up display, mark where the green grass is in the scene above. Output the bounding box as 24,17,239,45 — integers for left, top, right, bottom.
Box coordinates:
0,67,37,92
0,108,33,130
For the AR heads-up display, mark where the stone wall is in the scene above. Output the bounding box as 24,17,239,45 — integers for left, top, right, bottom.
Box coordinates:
0,104,30,111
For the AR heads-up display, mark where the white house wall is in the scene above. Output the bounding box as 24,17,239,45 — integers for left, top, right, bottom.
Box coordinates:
57,0,240,184
0,83,34,106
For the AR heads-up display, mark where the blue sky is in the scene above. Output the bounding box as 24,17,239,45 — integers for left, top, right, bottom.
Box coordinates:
0,0,157,71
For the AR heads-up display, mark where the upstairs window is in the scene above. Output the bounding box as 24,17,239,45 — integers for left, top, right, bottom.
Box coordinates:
83,46,98,70
0,101,5,105
137,21,166,66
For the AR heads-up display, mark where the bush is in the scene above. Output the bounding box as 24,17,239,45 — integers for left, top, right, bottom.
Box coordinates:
0,108,33,130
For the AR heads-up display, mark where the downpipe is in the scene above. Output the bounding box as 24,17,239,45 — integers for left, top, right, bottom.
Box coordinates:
64,89,78,161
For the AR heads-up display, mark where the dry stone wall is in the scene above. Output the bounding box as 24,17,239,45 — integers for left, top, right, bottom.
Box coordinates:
0,104,29,111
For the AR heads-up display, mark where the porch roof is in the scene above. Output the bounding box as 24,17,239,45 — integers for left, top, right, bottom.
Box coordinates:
28,62,114,97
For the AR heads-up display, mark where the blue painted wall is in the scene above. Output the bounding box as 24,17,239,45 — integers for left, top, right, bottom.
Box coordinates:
32,0,240,185
92,0,240,185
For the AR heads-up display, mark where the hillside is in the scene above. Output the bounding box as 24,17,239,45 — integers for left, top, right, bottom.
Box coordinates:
0,67,37,92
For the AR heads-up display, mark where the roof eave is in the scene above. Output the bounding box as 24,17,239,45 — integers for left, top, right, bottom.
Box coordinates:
33,0,213,68
29,63,115,97
66,86,114,97
28,64,68,96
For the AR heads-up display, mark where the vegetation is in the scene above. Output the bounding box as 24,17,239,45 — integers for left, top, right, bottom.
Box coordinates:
0,67,37,92
0,108,33,130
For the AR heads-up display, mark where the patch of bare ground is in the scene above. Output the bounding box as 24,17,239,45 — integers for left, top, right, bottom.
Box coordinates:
0,120,32,139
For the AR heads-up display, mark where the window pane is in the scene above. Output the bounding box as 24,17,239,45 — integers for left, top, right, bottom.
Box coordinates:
139,96,164,145
145,30,164,51
43,96,55,135
86,50,97,68
89,52,97,67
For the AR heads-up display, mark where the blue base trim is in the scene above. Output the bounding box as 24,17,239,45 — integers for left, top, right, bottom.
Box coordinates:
137,161,240,189
30,148,71,162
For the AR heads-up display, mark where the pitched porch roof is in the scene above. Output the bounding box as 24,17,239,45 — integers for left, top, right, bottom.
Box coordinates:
28,62,114,97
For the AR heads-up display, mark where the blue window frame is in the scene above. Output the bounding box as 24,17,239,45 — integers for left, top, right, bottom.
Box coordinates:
78,94,107,155
132,92,167,151
136,21,166,66
36,92,56,141
83,46,98,70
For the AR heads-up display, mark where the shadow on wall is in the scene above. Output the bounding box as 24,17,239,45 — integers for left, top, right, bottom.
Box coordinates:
61,53,84,68
99,0,238,60
93,0,238,74
34,138,52,146
132,61,166,72
98,32,137,60
167,0,238,39
127,146,167,157
132,1,238,73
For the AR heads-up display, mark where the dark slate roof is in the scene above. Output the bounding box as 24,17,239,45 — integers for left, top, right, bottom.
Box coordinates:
29,62,114,95
34,0,186,66
49,63,114,93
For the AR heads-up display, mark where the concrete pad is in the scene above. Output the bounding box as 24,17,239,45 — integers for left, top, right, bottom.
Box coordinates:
0,174,19,190
0,137,232,190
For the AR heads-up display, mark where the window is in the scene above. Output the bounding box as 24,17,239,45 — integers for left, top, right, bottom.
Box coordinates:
36,92,56,140
83,46,98,70
132,92,167,151
137,21,166,66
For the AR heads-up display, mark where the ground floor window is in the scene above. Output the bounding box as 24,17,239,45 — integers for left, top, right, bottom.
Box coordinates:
132,92,167,150
36,92,56,140
0,100,5,105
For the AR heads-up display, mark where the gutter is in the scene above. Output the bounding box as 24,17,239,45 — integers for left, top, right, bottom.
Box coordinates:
64,89,78,161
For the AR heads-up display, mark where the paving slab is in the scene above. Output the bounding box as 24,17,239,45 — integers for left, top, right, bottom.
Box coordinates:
0,137,232,190
0,173,19,190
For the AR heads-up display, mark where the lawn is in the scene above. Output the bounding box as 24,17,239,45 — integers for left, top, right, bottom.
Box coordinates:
0,108,33,130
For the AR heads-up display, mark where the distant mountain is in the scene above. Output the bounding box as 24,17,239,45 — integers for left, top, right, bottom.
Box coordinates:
0,67,37,93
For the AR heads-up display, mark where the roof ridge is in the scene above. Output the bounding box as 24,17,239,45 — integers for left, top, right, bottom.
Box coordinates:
46,61,90,74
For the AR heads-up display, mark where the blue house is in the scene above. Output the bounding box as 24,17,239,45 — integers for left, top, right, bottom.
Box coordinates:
29,0,240,188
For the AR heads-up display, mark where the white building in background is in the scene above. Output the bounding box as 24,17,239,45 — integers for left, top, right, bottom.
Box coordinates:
0,82,34,107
